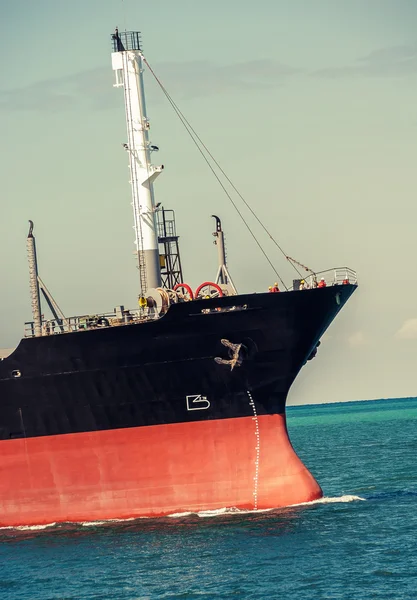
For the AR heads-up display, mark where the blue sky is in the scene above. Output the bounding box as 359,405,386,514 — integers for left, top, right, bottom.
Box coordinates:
1,0,417,403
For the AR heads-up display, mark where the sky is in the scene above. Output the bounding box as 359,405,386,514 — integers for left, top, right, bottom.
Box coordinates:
1,0,417,404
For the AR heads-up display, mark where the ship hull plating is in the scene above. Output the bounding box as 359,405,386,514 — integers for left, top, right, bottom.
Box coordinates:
0,415,321,527
0,286,356,526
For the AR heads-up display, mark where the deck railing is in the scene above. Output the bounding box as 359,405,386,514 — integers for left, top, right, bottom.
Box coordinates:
24,306,150,338
23,267,357,338
290,266,357,291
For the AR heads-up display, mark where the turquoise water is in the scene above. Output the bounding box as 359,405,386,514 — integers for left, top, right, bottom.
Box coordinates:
1,398,416,599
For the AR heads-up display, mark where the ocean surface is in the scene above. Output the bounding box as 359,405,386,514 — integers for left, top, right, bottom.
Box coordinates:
1,397,416,599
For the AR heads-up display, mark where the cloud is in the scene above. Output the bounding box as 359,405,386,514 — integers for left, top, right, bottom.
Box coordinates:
395,318,417,340
0,67,115,113
0,59,300,113
314,44,417,79
3,42,414,114
157,59,300,99
348,331,368,347
1,41,416,114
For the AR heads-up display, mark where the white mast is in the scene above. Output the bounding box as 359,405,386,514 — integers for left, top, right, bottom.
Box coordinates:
212,215,237,295
27,221,42,337
111,29,163,294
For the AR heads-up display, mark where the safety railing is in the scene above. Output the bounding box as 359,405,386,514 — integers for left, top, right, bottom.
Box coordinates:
111,31,142,53
290,267,357,291
24,305,155,339
23,267,358,337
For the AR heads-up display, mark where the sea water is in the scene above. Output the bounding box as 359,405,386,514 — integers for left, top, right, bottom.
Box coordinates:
1,397,416,599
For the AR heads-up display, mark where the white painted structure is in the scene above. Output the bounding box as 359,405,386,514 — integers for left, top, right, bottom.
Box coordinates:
27,221,42,337
111,31,163,294
212,215,237,295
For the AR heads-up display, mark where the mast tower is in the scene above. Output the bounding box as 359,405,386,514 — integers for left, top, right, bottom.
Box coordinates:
111,29,163,294
212,215,237,294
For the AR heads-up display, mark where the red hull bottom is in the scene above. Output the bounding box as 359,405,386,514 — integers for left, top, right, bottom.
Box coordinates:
0,415,322,527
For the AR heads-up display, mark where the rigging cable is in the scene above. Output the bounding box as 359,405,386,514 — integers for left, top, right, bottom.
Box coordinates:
142,56,288,289
286,255,316,275
143,57,310,281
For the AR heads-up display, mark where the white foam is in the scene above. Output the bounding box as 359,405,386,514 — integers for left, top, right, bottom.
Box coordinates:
0,517,140,531
289,494,365,508
80,517,137,527
197,507,273,518
197,507,230,517
167,506,274,519
168,495,365,519
167,507,251,518
0,496,365,530
0,522,58,531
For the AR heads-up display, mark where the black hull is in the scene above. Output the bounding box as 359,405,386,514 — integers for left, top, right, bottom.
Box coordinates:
0,286,356,440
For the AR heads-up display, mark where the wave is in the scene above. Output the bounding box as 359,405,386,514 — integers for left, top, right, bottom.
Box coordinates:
168,507,275,518
0,495,365,531
0,522,57,532
167,495,365,518
366,489,417,501
0,517,139,532
81,517,137,527
289,494,366,507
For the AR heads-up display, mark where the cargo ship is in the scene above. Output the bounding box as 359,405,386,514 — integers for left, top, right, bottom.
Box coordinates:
0,30,357,527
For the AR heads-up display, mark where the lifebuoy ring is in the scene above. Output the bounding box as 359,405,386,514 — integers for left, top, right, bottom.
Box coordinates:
194,282,223,299
173,283,194,300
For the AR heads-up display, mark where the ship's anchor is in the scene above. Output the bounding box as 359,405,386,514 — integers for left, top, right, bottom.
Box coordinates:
214,339,246,370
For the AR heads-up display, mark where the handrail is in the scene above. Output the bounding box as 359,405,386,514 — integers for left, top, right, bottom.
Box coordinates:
288,266,358,291
24,307,153,339
23,267,358,338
